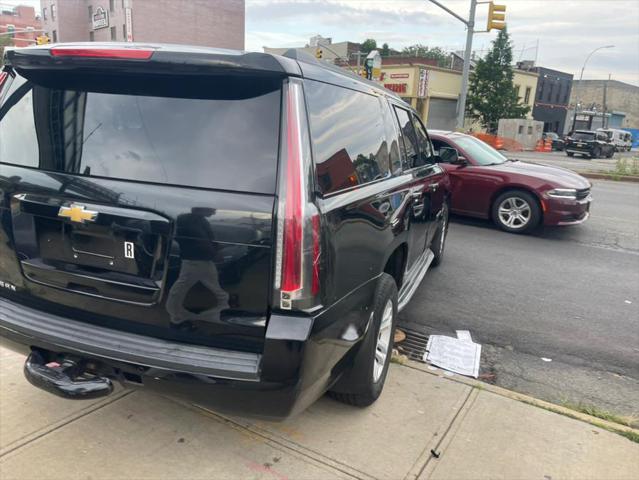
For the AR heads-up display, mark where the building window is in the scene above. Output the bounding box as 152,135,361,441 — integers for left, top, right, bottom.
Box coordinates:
6,25,15,38
43,7,47,20
514,84,521,98
89,31,94,41
527,126,533,135
518,125,524,134
524,87,531,104
110,0,115,12
51,4,56,20
537,82,544,100
123,23,126,40
52,30,57,42
88,5,93,21
110,26,116,41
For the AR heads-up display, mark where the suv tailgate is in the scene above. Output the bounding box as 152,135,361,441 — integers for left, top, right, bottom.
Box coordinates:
0,62,282,353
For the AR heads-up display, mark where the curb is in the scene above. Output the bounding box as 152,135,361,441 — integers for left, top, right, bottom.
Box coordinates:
401,359,639,439
579,172,639,183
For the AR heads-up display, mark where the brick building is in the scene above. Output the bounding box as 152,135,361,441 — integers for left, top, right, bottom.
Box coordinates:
0,4,42,47
40,0,244,49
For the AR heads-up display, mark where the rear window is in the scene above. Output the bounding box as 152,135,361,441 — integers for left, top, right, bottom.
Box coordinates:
304,79,392,195
0,73,281,194
572,132,595,141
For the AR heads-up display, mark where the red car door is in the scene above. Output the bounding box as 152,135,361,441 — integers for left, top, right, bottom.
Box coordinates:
432,138,498,218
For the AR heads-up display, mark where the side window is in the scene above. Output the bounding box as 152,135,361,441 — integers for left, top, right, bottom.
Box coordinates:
379,98,402,175
393,106,419,169
304,80,391,195
431,139,457,163
412,114,435,166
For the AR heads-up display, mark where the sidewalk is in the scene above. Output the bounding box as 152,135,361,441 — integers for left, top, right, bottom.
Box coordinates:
1,346,637,480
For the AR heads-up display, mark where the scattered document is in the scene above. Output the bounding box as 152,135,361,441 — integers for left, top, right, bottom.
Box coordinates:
424,333,481,378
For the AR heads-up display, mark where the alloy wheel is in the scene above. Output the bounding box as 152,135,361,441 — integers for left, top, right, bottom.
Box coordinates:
373,299,393,382
498,196,531,230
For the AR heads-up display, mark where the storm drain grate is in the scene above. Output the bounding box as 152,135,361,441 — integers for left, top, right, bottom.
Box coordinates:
395,327,429,363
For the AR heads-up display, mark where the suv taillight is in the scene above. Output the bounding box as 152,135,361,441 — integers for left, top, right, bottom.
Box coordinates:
274,78,321,311
0,71,8,91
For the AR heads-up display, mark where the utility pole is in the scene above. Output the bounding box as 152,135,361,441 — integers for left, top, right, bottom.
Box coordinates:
603,73,610,129
570,45,614,133
428,0,476,130
458,0,476,131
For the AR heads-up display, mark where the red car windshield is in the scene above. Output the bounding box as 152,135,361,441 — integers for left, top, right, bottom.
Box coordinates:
454,136,508,166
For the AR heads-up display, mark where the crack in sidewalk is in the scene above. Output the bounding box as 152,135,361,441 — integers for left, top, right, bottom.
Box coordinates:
0,390,133,459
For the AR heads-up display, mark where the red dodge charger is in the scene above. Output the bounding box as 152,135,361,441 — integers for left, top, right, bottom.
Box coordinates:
430,131,592,234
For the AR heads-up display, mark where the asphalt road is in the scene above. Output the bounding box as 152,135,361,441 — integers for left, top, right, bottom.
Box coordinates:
399,179,639,422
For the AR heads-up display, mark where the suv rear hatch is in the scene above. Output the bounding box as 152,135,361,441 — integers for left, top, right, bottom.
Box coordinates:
0,45,290,353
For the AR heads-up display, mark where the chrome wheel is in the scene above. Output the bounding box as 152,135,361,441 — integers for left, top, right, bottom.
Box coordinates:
373,299,393,383
498,196,531,230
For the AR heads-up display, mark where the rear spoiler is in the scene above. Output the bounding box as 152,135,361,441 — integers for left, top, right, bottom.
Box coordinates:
4,43,302,77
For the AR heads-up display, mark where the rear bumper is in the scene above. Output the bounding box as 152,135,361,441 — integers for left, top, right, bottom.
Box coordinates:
0,278,377,419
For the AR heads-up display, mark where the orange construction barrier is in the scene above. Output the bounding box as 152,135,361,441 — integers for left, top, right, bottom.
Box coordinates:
535,139,545,152
471,133,523,152
543,139,552,152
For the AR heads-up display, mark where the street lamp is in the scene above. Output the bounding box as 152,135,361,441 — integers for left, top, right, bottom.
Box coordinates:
570,45,614,132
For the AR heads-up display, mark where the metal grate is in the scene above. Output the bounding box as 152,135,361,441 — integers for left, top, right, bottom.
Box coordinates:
395,327,429,363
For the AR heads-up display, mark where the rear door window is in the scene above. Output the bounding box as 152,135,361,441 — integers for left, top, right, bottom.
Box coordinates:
304,80,391,195
0,74,282,194
393,106,420,169
411,114,435,166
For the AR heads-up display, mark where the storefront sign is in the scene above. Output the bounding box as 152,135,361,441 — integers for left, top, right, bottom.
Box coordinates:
390,73,409,79
125,7,133,41
417,69,428,98
384,83,408,94
92,6,109,30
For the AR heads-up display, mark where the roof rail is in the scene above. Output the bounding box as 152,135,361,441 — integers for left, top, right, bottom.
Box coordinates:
282,48,400,99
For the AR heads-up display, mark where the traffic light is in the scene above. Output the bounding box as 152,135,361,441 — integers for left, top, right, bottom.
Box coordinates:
315,48,323,59
487,2,506,31
36,35,50,45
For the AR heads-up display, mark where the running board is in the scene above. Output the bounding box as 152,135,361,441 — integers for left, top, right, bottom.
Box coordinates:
397,249,434,312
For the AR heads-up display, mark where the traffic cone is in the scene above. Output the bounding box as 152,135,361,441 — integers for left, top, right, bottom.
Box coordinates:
544,139,552,152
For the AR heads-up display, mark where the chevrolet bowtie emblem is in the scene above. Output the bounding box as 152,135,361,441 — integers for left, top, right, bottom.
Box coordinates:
58,204,98,224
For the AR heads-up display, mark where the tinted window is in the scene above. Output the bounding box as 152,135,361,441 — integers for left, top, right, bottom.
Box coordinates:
379,99,402,175
431,138,458,163
304,80,391,195
0,74,281,194
394,107,420,169
412,114,435,165
573,132,595,141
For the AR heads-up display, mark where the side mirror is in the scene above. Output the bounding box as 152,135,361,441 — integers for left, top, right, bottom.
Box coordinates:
452,156,468,166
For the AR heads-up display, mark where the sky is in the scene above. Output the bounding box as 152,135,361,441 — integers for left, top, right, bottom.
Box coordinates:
5,0,638,85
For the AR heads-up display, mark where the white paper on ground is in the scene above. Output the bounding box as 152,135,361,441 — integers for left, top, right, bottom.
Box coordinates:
456,330,473,342
424,335,481,378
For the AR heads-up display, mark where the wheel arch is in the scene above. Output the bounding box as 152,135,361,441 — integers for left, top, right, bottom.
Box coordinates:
489,185,544,222
382,242,408,290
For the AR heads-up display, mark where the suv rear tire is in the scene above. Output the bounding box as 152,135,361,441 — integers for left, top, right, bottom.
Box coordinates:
492,190,540,234
328,273,398,407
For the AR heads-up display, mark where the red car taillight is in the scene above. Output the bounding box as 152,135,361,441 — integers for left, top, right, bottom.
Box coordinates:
275,79,321,311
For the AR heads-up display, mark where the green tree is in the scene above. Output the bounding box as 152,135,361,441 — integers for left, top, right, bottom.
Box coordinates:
401,44,449,68
465,29,530,133
0,36,13,66
360,38,377,55
381,42,390,57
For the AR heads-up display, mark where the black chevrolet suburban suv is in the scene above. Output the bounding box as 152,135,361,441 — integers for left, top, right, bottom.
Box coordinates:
565,130,615,159
0,44,450,419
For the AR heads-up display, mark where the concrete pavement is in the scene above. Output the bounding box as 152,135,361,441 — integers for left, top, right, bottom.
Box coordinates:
1,346,637,480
